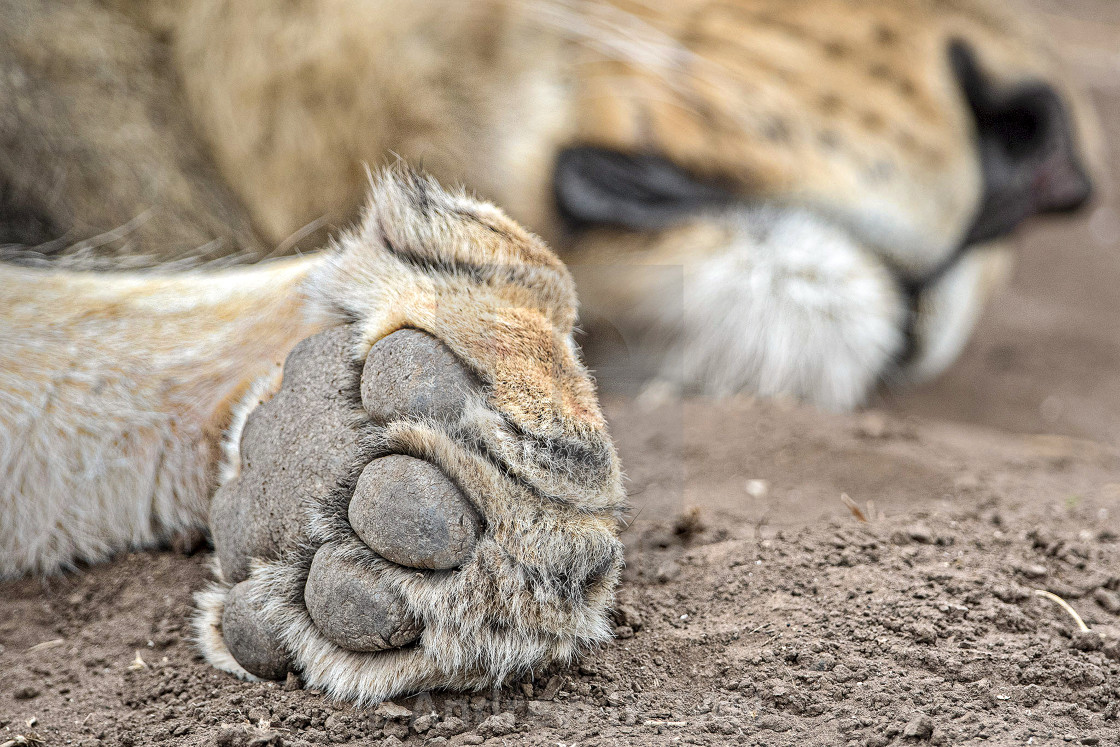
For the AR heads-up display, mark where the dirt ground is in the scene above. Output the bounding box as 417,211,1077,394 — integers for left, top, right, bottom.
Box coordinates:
3,3,1120,746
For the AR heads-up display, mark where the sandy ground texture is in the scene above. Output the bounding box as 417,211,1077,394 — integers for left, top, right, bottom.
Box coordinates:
3,1,1120,745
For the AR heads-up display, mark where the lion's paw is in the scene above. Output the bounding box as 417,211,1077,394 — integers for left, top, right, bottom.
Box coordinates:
195,168,625,703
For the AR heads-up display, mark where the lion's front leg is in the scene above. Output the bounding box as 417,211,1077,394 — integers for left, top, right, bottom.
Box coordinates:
0,256,316,579
195,168,627,703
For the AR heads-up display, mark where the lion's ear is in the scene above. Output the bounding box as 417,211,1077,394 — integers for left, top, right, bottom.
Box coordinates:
553,146,734,230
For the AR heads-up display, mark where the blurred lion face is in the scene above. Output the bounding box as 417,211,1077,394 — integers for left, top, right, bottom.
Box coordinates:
169,0,1097,408
534,0,1096,405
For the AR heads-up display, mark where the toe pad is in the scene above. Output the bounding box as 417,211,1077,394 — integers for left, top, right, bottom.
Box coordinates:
222,580,291,680
304,543,423,652
349,455,481,570
361,329,476,423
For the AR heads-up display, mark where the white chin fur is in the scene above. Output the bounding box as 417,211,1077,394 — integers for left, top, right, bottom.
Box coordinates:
639,208,909,410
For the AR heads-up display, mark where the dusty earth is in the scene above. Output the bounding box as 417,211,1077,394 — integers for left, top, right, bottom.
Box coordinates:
3,2,1120,745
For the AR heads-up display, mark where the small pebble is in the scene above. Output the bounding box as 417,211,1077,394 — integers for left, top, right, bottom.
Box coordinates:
746,479,770,498
902,713,934,740
411,713,436,734
375,701,413,721
906,524,933,544
1071,630,1103,652
1092,588,1120,614
431,716,467,738
1017,563,1048,579
613,603,644,631
476,712,516,738
656,560,681,583
910,622,938,644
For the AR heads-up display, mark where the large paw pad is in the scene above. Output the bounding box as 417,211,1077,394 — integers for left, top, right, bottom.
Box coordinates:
212,327,490,672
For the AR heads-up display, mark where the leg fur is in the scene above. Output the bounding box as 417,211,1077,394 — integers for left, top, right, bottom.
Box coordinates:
0,258,320,577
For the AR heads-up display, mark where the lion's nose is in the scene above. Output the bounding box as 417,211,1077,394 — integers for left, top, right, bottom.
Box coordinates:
950,40,1092,245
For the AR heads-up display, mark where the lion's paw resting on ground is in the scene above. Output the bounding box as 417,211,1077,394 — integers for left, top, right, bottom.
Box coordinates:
194,170,626,703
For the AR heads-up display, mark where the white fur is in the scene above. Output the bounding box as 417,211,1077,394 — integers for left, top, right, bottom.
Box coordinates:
218,372,284,487
596,208,908,410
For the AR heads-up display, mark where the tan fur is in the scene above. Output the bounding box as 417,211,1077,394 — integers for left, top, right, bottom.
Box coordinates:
130,0,1100,270
0,0,265,262
0,0,1098,391
0,257,317,575
0,0,1100,700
